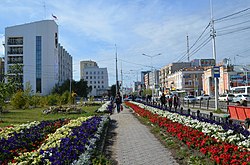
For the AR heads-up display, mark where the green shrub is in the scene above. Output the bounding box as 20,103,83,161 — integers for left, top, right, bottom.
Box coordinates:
46,94,59,106
30,93,42,108
11,90,27,109
61,91,70,104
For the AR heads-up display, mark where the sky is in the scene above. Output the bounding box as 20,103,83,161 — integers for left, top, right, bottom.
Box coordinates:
1,0,250,88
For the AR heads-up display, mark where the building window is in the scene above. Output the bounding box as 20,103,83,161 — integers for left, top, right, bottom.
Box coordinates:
94,71,96,74
90,76,92,79
102,81,104,84
86,76,88,79
36,36,42,93
94,76,96,79
94,86,96,88
55,33,58,48
86,72,88,75
102,85,104,88
94,81,96,84
98,86,100,88
90,81,92,84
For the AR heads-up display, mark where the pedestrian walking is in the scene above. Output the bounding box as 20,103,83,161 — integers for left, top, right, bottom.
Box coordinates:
177,96,181,108
115,93,122,113
168,95,172,111
173,94,178,111
160,93,166,109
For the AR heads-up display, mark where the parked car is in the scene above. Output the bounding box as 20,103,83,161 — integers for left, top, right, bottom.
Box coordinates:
135,97,143,102
196,94,211,101
232,94,250,103
218,94,235,102
124,97,132,101
184,95,197,103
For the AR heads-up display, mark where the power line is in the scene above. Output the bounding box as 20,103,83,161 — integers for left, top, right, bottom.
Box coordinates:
216,19,250,30
217,26,250,36
177,22,211,62
118,58,151,68
215,7,250,22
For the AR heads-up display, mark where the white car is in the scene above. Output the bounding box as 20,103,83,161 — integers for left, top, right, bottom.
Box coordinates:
218,94,235,102
232,94,250,103
184,95,197,103
196,94,211,101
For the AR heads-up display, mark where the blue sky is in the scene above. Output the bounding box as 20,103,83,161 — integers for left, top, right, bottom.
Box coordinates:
1,0,250,88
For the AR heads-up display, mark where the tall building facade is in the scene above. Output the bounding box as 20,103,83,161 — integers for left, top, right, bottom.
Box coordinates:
80,60,108,96
58,43,72,85
5,20,72,95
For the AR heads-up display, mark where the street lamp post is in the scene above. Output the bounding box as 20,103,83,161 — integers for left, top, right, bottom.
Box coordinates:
142,53,162,102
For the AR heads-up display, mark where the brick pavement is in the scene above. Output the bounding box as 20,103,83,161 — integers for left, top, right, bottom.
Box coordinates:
109,105,179,165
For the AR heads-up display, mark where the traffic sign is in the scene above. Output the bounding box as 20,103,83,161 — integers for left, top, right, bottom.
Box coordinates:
213,66,220,78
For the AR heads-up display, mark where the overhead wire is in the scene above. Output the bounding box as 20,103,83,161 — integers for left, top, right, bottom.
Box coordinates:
177,22,211,62
216,19,250,30
214,7,250,22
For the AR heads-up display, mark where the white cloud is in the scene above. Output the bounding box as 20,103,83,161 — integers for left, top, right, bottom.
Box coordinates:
1,0,250,85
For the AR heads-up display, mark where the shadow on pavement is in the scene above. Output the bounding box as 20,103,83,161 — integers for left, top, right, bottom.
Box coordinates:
103,119,118,165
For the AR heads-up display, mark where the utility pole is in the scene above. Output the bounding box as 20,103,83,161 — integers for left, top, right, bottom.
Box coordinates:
187,35,190,62
120,61,123,101
210,0,218,110
115,44,119,95
142,53,162,102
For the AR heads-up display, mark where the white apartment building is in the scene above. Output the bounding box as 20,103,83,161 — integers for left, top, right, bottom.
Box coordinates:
80,60,108,96
5,20,72,95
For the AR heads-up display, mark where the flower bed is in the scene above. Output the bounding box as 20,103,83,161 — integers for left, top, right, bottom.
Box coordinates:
129,101,250,148
95,101,113,114
0,119,70,164
5,115,109,164
125,101,250,164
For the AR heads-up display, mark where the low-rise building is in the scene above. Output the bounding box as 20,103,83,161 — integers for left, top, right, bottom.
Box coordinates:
166,67,204,96
80,60,109,97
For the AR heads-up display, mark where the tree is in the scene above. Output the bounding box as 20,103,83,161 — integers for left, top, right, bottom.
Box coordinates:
142,88,152,97
110,84,116,97
52,79,91,97
75,79,91,97
6,64,23,91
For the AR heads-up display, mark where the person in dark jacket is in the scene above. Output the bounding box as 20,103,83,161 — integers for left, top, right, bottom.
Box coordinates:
168,95,173,110
115,93,122,113
173,94,178,111
160,93,166,109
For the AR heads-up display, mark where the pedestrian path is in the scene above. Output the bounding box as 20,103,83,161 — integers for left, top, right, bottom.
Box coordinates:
109,105,179,165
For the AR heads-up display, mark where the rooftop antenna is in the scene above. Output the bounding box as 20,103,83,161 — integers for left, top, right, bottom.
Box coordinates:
43,1,47,20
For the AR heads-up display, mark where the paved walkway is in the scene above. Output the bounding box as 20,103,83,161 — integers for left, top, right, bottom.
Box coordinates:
109,105,179,165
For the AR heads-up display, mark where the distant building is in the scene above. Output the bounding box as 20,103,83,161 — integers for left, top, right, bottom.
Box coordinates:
167,67,204,96
160,62,191,92
191,59,215,67
4,20,72,95
0,57,4,82
80,60,98,78
80,60,109,96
